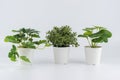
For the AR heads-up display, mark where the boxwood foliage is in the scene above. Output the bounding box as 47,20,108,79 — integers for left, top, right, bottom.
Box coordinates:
78,26,112,48
46,25,79,47
4,28,48,62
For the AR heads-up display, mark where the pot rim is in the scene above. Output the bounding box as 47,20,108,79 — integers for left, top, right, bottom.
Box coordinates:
85,46,102,48
53,47,70,49
17,47,35,50
53,46,69,48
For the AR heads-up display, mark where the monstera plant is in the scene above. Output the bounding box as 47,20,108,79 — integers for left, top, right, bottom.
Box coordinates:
4,28,49,64
78,26,112,65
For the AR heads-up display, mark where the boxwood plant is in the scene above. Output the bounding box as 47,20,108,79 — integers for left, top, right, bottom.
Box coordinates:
78,26,112,48
46,25,79,47
4,28,49,62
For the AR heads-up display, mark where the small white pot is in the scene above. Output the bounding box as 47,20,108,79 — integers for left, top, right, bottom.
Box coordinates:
85,46,102,65
53,47,70,64
17,48,35,65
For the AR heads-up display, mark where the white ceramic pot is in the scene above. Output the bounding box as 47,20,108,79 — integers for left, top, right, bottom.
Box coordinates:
53,47,70,64
17,48,35,65
85,46,102,65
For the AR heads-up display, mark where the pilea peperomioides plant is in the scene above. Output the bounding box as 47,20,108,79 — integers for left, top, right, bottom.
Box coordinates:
4,28,49,63
78,26,112,48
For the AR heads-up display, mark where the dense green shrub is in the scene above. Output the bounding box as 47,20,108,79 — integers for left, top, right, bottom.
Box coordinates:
46,25,79,47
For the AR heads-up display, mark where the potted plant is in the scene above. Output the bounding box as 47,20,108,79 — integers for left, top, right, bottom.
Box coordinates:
46,25,79,64
78,26,112,65
4,28,48,65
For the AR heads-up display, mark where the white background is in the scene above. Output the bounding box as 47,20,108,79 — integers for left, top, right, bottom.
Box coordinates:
0,0,120,80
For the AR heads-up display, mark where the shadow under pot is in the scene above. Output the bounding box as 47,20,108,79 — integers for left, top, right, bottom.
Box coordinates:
17,48,35,65
85,46,102,65
53,47,70,64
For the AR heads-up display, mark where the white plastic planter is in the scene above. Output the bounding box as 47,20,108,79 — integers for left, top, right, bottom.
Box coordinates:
17,48,35,65
85,46,102,65
53,47,70,64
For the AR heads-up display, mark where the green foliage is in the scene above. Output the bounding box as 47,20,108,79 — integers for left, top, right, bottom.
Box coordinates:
20,56,31,63
4,36,20,43
4,28,42,48
8,45,19,61
78,26,112,48
8,45,30,62
46,25,79,47
5,28,48,62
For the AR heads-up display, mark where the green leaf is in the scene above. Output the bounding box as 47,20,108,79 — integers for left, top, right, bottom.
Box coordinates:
8,52,12,58
103,38,108,42
20,56,31,63
21,42,36,48
29,38,33,42
84,31,92,35
90,29,112,43
34,40,47,45
31,34,40,38
100,36,108,43
4,36,19,43
89,30,103,38
103,30,112,38
39,40,47,44
10,55,16,61
45,43,52,47
92,37,104,43
8,45,19,62
78,35,87,37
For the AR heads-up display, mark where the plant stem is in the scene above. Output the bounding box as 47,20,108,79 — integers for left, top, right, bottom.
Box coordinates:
86,37,92,47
